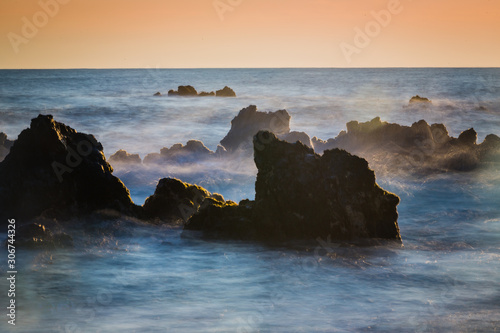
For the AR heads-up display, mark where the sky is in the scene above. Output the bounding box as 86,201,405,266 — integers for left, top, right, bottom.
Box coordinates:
1,0,499,68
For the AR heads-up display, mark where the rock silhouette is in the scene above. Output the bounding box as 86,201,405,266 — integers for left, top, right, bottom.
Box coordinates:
185,131,402,242
0,132,14,162
409,95,432,104
165,86,235,97
216,86,236,97
0,114,139,226
109,149,142,164
312,117,500,173
143,140,214,164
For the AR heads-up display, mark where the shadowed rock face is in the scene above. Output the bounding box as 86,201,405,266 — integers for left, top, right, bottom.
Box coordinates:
220,105,291,152
0,132,14,162
312,117,500,174
166,86,234,97
144,178,232,223
0,115,139,225
185,131,401,242
15,223,73,249
168,85,198,96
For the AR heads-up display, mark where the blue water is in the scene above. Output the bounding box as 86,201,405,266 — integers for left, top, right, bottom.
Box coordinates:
0,68,499,332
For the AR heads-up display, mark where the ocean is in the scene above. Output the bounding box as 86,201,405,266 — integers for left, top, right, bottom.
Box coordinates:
0,68,499,332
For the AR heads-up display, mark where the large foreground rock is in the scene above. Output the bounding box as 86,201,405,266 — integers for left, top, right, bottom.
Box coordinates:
185,131,401,242
0,115,139,225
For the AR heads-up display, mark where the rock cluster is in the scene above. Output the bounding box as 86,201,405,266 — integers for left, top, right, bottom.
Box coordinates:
185,131,402,242
165,85,236,97
312,117,500,173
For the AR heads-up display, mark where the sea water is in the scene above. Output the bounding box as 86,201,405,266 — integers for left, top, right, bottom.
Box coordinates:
0,68,499,332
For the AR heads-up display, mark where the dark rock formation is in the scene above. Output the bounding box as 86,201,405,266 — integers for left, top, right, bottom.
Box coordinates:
185,131,401,242
0,114,140,225
15,223,73,249
153,92,162,96
220,105,291,152
280,131,313,149
199,91,215,97
216,86,236,97
168,85,198,96
409,95,432,104
144,178,232,223
143,140,214,164
109,149,142,165
312,117,500,174
0,132,14,162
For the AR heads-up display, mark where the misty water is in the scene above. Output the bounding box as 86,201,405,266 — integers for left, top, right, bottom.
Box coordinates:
0,68,499,332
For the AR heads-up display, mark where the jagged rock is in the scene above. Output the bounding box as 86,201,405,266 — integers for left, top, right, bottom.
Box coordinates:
15,223,73,249
409,95,432,104
143,178,229,223
0,114,140,225
153,92,162,96
185,131,402,242
0,132,14,162
109,149,142,164
168,85,198,96
143,140,214,164
220,105,291,152
199,91,215,97
216,86,236,97
312,117,500,173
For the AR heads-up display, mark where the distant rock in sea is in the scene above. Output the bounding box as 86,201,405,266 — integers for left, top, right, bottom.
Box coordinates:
312,117,500,173
143,140,214,164
409,95,432,104
185,131,402,242
220,105,291,152
0,114,140,225
153,92,162,96
216,86,236,97
109,149,142,165
164,85,236,97
0,132,14,162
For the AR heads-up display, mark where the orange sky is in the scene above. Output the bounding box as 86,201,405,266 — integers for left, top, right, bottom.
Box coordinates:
1,0,499,68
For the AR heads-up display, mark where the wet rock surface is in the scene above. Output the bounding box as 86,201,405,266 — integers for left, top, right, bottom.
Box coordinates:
185,131,402,242
0,114,140,226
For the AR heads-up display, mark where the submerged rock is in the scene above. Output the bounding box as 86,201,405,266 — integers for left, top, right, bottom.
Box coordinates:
144,178,231,223
185,131,401,242
409,95,432,104
0,114,140,225
15,223,73,249
153,92,162,96
216,86,236,97
109,149,142,165
199,91,215,97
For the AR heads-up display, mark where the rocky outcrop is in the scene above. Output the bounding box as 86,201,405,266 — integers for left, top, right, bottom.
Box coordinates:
143,140,214,164
185,131,401,242
0,114,140,225
168,85,198,96
144,178,233,223
153,92,162,96
216,86,236,97
312,117,500,173
220,105,291,152
409,95,432,104
109,149,142,165
0,132,14,162
165,86,235,97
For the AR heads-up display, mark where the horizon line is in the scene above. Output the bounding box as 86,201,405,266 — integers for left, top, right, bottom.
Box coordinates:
1,66,500,70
